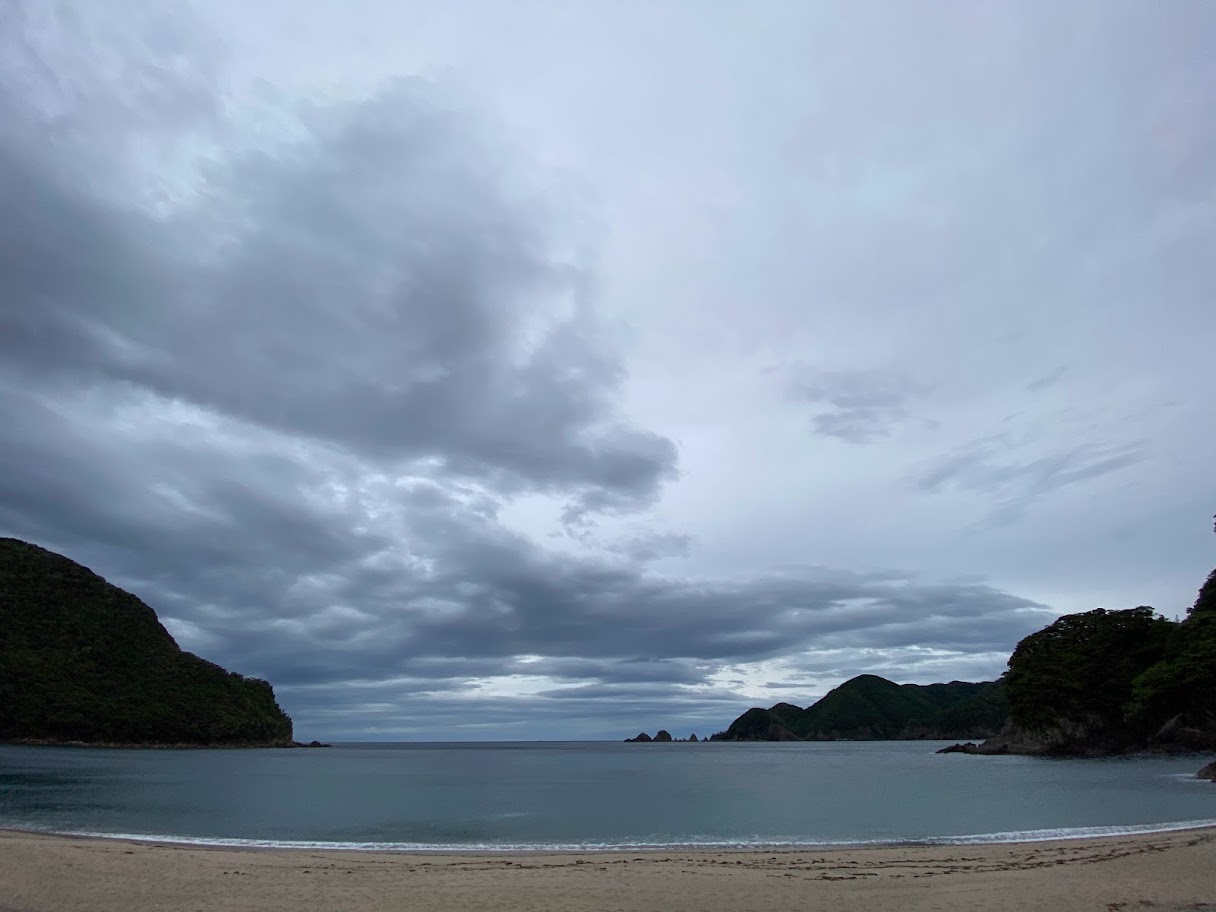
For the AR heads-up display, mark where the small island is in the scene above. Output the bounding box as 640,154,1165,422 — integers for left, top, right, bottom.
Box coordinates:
0,538,295,747
625,730,699,742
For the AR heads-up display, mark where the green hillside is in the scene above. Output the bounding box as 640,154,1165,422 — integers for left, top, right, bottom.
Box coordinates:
978,572,1216,755
710,674,1007,741
0,538,293,746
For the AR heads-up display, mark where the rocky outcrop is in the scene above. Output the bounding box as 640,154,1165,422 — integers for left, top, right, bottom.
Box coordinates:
1197,761,1216,782
979,718,1127,756
624,731,701,742
945,713,1216,758
1153,713,1216,752
936,742,982,754
935,725,1081,756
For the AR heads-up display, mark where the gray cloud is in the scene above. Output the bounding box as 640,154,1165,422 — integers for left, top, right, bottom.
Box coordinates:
0,359,1053,736
916,434,1147,521
790,367,925,444
3,1,1210,740
0,58,676,517
1025,366,1069,393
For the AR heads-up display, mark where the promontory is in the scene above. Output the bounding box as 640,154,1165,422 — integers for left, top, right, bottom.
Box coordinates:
0,537,294,747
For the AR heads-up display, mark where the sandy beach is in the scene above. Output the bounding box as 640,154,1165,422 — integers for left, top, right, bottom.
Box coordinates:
2,827,1214,912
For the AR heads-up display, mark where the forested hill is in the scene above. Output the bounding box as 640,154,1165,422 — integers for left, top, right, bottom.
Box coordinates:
709,675,1007,741
707,566,1216,753
962,566,1216,756
0,538,293,747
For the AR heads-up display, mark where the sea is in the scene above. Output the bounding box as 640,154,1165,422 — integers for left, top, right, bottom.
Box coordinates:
1,740,1213,851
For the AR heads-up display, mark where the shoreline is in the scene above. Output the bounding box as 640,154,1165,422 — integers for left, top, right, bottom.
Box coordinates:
0,738,319,750
3,827,1215,912
4,819,1215,854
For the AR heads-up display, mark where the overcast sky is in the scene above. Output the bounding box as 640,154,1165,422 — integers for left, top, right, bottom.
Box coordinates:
2,1,1213,741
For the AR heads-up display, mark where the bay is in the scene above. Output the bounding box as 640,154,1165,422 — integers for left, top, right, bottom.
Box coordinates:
1,741,1213,850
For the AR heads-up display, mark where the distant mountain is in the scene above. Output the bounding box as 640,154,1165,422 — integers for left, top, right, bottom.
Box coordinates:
676,548,1216,762
0,538,294,747
709,674,1008,742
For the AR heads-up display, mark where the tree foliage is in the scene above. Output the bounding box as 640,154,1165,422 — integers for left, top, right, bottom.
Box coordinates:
1127,570,1216,729
1002,606,1174,734
1000,556,1216,752
0,538,293,746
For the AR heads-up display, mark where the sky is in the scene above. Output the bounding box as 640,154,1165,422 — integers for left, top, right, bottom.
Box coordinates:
1,0,1214,741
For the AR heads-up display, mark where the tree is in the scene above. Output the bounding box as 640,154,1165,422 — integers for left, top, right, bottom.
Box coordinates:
1003,607,1174,734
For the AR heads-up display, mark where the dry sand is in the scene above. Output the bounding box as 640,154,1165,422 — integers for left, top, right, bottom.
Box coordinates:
2,827,1214,912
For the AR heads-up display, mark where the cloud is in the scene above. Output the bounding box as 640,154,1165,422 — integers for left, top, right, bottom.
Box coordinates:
1025,366,1069,392
789,367,926,444
916,433,1147,520
0,42,676,517
0,367,1053,737
11,1,1204,741
0,9,696,736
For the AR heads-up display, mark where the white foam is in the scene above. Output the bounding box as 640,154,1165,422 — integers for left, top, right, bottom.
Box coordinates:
29,818,1216,853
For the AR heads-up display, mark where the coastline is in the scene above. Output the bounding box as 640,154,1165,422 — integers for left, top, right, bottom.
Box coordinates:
3,826,1215,912
0,738,317,749
5,817,1216,853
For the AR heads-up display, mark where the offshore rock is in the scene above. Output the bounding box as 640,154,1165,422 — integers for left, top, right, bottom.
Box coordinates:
936,742,981,754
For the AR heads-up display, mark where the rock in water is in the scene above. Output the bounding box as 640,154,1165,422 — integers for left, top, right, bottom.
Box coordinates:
1198,761,1216,782
936,742,980,754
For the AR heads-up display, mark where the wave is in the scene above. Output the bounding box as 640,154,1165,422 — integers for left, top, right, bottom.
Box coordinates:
16,818,1216,853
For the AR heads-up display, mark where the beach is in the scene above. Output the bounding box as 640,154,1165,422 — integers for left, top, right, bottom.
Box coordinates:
2,827,1213,912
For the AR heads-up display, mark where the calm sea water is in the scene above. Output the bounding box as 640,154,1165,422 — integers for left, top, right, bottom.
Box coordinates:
1,741,1213,850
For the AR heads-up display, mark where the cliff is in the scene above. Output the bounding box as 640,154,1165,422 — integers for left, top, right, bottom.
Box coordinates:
0,538,294,747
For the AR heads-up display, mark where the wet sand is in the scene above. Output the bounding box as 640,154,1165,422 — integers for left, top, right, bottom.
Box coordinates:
2,827,1214,911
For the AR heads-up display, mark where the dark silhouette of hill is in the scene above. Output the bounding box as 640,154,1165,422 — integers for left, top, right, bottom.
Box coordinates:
0,538,293,746
709,675,1007,741
649,521,1216,763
